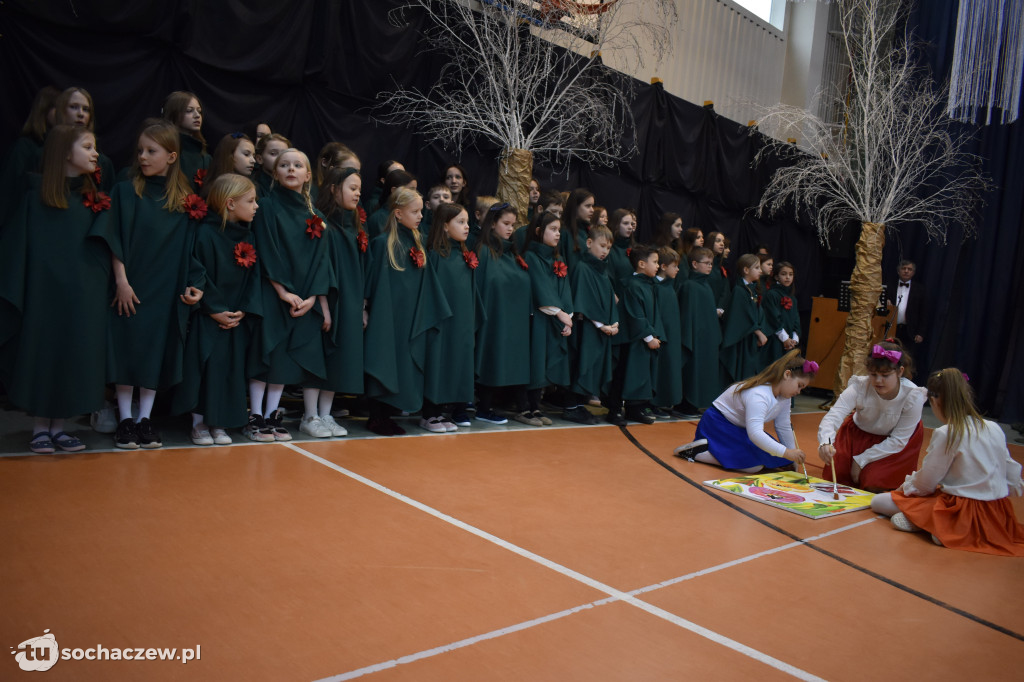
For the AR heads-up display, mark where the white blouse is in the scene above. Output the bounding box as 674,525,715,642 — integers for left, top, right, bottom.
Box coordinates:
817,375,927,467
902,420,1024,500
713,384,796,458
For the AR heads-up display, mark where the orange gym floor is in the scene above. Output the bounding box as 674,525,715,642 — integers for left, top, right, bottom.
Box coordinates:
2,413,1023,681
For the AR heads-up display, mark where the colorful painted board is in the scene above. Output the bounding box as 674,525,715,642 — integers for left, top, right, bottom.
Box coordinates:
703,471,874,518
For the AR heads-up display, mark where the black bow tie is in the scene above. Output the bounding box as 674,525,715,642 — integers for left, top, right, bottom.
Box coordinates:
899,281,910,287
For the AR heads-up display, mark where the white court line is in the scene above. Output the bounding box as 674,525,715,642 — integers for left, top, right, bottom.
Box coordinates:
316,517,874,681
286,442,828,682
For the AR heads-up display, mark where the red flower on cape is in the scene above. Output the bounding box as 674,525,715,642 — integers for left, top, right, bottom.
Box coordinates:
781,295,793,311
193,168,208,189
756,295,763,305
234,241,257,268
356,230,368,253
183,194,208,220
626,247,632,258
463,250,479,270
83,191,111,213
357,206,367,225
409,247,425,268
516,255,529,270
92,166,102,185
306,216,325,239
553,260,568,278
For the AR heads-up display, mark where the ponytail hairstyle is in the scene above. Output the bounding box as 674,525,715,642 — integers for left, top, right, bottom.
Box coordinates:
315,141,358,186
54,86,96,131
736,253,761,282
273,148,317,215
255,132,291,156
131,118,192,212
427,202,468,257
205,173,256,229
865,338,914,379
524,210,562,256
477,201,519,258
926,368,982,450
161,90,206,153
383,186,424,271
734,349,818,394
561,187,595,253
22,85,61,142
39,124,97,209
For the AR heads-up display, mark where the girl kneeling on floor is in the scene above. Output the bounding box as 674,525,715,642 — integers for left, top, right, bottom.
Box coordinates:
870,369,1024,555
673,350,817,472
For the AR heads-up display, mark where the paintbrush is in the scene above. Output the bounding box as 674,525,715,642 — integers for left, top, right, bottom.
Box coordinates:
829,438,838,500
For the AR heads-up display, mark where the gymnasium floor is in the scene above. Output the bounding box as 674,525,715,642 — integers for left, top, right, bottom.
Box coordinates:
2,402,1023,681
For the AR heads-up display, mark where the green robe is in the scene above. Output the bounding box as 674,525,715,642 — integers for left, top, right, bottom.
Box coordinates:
720,280,768,382
365,206,389,241
763,283,801,363
90,176,203,390
317,210,367,394
562,219,590,275
569,252,618,397
653,276,683,408
474,239,531,387
619,273,662,401
0,136,43,229
0,176,110,417
173,217,262,426
709,254,731,312
424,239,480,404
607,236,633,350
525,242,573,390
254,170,274,199
363,228,451,411
178,133,212,193
679,272,723,408
248,185,332,384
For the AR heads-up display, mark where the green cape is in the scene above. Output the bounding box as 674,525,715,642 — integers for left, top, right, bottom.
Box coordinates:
569,252,618,397
474,238,531,387
679,272,723,408
424,239,482,404
525,242,573,390
653,276,682,407
719,280,767,382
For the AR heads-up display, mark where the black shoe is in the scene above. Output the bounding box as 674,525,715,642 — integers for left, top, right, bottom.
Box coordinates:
673,438,709,460
625,407,656,425
562,406,596,425
450,410,472,427
115,418,139,450
605,411,628,426
136,418,162,449
651,407,672,420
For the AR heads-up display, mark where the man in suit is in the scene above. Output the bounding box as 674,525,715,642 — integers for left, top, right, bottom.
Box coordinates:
887,260,927,375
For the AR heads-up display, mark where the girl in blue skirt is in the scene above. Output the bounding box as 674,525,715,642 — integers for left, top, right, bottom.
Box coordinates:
673,350,818,472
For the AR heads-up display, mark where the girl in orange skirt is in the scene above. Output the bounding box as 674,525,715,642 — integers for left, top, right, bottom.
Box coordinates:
870,369,1024,556
817,340,927,491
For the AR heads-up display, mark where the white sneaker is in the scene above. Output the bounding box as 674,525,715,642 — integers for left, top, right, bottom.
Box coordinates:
299,415,332,438
319,414,348,437
440,417,458,432
890,512,921,533
90,404,118,434
210,428,232,445
190,427,214,446
419,416,448,433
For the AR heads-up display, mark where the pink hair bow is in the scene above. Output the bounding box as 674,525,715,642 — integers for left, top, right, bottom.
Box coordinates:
802,360,819,374
871,345,902,363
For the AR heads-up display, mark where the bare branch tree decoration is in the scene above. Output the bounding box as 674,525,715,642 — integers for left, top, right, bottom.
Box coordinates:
377,0,676,220
752,0,991,397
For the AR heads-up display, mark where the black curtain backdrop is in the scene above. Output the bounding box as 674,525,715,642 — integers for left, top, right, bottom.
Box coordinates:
1,0,1019,419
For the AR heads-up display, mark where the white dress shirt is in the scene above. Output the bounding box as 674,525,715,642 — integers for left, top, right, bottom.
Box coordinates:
713,384,796,457
902,420,1024,500
817,375,927,467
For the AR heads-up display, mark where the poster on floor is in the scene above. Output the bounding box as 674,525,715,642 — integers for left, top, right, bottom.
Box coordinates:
704,471,874,518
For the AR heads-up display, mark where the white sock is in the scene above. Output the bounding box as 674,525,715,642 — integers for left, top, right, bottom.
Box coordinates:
302,388,320,420
138,388,157,421
318,391,335,418
116,385,134,422
265,384,284,416
248,380,266,417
